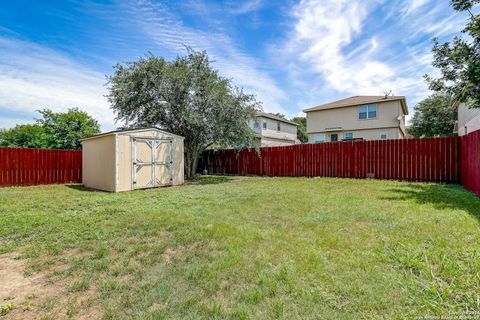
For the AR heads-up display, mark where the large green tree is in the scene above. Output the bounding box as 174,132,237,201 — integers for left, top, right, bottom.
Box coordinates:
291,116,308,143
425,0,480,108
0,108,100,150
407,93,457,137
107,50,260,179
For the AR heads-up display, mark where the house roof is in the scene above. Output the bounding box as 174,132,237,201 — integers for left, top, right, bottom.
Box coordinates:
81,127,185,141
256,112,298,126
303,95,409,115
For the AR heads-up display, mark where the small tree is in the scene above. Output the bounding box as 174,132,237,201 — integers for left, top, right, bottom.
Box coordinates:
407,93,457,137
107,50,261,179
36,108,100,150
291,116,308,143
425,0,480,108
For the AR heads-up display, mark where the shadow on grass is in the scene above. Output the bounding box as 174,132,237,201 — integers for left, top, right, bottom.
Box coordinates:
380,183,480,220
187,175,236,185
66,176,235,192
65,184,107,192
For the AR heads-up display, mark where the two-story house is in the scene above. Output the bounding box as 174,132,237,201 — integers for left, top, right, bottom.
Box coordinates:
250,112,298,147
304,96,408,143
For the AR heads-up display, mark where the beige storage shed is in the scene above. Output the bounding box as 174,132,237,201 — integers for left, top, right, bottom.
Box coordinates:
81,128,184,192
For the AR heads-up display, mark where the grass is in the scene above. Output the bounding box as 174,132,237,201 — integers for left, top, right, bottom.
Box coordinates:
1,176,480,319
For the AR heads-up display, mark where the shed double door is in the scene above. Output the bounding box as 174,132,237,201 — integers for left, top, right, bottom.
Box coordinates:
132,137,173,189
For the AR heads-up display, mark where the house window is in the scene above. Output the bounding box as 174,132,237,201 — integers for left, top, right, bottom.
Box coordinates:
314,134,326,143
277,122,281,131
263,121,267,129
359,104,377,119
344,132,353,140
380,131,388,140
330,134,338,142
253,121,259,129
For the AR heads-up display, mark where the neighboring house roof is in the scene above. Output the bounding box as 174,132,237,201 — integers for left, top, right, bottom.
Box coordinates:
456,103,480,135
256,112,298,126
81,127,185,141
303,95,409,115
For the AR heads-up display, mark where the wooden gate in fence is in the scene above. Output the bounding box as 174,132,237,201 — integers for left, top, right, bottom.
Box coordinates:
198,137,461,183
0,148,82,187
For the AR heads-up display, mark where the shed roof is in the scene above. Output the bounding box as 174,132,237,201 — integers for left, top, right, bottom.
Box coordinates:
81,127,185,141
303,95,408,115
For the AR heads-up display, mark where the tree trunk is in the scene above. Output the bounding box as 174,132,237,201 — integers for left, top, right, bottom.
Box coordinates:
190,154,199,179
184,143,200,180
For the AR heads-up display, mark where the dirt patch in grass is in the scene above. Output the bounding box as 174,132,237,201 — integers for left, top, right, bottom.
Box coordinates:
160,243,199,264
0,253,59,318
161,247,178,264
0,252,100,319
148,302,167,312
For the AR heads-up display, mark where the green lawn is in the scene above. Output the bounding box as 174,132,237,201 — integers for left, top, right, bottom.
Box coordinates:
1,177,480,319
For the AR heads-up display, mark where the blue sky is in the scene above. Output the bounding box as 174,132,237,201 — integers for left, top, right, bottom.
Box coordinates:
0,0,473,130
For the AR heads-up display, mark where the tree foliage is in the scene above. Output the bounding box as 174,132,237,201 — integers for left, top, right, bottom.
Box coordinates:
36,108,100,150
0,124,48,148
407,93,457,137
107,50,261,179
0,108,100,150
425,0,480,108
291,116,308,143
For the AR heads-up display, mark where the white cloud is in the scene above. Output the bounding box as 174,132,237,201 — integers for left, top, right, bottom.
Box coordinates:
401,0,430,17
180,0,265,18
228,0,264,15
0,115,34,129
424,14,466,36
290,0,411,95
278,0,468,120
0,37,114,130
124,0,288,115
0,0,469,129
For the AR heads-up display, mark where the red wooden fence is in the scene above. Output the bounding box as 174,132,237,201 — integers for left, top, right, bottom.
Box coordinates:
1,132,479,194
198,137,461,183
0,148,82,187
461,130,480,197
